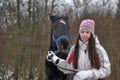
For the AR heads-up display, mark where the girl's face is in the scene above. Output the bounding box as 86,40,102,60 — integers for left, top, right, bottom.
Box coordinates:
80,30,91,42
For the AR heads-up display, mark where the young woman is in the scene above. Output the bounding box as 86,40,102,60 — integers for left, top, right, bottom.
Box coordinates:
47,19,111,80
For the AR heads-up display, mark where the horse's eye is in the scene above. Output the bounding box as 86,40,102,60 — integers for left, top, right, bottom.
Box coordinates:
53,26,57,31
68,26,70,29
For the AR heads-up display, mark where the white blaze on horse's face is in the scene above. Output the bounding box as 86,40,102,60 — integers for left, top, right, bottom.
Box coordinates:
60,20,66,25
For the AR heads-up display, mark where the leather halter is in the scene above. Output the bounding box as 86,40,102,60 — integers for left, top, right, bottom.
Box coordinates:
52,35,70,51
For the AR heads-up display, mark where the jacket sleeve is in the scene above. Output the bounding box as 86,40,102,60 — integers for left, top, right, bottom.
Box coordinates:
56,45,77,74
92,44,111,79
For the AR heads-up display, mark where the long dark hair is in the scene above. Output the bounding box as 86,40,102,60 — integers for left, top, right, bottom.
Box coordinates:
73,34,100,69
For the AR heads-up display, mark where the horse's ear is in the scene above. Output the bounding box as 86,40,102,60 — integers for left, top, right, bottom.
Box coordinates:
66,16,69,19
49,15,57,22
49,14,53,21
63,16,69,22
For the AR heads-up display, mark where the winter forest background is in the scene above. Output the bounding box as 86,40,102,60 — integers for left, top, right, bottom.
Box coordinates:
0,0,120,80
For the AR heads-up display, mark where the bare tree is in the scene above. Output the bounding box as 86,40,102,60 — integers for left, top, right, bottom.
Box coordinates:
51,0,55,13
17,0,21,28
45,0,48,15
117,0,120,17
28,0,32,26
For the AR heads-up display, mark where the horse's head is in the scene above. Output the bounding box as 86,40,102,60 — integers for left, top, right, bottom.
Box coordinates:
45,15,70,80
49,15,70,53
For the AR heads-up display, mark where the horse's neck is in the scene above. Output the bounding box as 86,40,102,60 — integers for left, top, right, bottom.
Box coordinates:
49,36,56,51
49,44,56,51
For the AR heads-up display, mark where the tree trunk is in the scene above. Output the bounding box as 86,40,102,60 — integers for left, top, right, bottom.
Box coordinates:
17,0,20,28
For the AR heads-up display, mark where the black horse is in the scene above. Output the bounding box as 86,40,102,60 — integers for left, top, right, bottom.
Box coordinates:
45,15,70,80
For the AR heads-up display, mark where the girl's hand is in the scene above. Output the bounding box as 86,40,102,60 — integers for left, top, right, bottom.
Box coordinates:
46,51,59,64
74,70,93,80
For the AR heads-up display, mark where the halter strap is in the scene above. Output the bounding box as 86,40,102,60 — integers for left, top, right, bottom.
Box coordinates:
52,35,70,51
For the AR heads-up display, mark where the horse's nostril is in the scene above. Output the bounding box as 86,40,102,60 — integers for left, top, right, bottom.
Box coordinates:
59,39,69,49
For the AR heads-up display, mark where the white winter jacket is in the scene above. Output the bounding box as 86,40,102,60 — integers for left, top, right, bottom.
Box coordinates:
56,36,111,80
